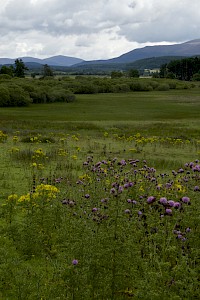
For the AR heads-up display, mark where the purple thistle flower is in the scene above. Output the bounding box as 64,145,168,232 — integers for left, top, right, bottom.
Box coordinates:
168,200,175,207
124,209,131,214
132,200,137,205
119,159,127,166
85,194,90,199
159,197,167,205
194,186,200,191
186,227,191,233
124,183,129,189
174,202,181,209
118,186,124,193
165,208,172,215
127,199,132,203
181,196,190,203
110,188,116,194
177,234,183,239
92,207,98,212
147,196,156,204
166,182,172,189
72,259,78,265
138,211,142,216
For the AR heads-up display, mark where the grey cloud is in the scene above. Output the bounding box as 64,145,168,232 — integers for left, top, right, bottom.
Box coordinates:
0,0,199,59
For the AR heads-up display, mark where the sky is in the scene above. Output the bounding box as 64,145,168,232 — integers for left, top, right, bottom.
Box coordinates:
0,0,200,60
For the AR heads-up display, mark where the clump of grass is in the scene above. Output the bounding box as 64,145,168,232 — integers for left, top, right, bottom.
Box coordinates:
20,136,56,143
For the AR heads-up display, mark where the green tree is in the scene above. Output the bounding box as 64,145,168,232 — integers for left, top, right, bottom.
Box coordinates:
0,65,14,77
14,59,28,78
111,71,123,79
43,64,54,77
127,69,139,78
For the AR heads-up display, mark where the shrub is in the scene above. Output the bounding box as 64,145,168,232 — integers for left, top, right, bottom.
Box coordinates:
0,85,11,106
7,84,32,106
112,83,130,93
130,81,152,91
0,74,12,80
192,73,200,81
156,83,170,91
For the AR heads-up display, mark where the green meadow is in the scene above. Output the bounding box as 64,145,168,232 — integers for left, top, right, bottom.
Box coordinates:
0,87,200,299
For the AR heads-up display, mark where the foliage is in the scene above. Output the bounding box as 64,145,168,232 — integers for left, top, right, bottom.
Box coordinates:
42,64,54,77
0,89,200,298
111,70,124,78
0,75,196,107
0,65,14,77
14,59,28,78
160,57,200,81
127,68,140,78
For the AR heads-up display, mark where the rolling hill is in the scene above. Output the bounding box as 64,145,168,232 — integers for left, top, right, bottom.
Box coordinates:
0,39,200,73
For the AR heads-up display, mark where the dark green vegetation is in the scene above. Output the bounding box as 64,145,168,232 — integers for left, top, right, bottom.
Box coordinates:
0,75,196,107
0,88,200,299
160,57,200,80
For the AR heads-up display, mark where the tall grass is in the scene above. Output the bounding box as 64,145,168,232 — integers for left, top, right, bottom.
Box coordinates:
0,88,200,299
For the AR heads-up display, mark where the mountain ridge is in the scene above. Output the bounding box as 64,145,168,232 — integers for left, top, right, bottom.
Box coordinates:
0,39,200,68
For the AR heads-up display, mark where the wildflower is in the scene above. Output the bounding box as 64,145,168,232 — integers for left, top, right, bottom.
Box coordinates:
194,186,200,191
118,186,123,193
181,196,190,203
7,194,18,202
132,200,137,205
174,202,181,209
138,211,142,216
186,227,191,233
127,199,132,203
177,234,183,239
165,208,172,215
124,209,131,214
159,197,167,205
72,259,78,265
124,183,129,189
168,200,175,207
92,207,98,212
119,159,126,166
147,196,156,204
110,188,116,194
85,194,90,199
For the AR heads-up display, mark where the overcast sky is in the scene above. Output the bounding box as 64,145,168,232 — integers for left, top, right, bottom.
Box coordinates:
0,0,199,60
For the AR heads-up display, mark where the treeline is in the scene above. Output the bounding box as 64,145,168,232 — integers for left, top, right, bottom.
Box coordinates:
0,74,195,107
160,57,200,81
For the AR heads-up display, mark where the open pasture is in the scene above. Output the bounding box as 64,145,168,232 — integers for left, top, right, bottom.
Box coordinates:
0,88,200,299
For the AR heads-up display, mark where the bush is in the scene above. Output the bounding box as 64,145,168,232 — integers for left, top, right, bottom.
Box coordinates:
112,83,130,93
0,85,11,106
0,74,12,80
130,81,152,91
7,84,32,106
156,83,170,91
192,73,200,81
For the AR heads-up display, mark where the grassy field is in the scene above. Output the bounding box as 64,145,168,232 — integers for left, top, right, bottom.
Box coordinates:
0,88,200,299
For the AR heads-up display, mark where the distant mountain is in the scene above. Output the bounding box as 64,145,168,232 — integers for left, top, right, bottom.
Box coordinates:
75,39,200,66
0,39,200,72
0,55,84,67
42,55,83,66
